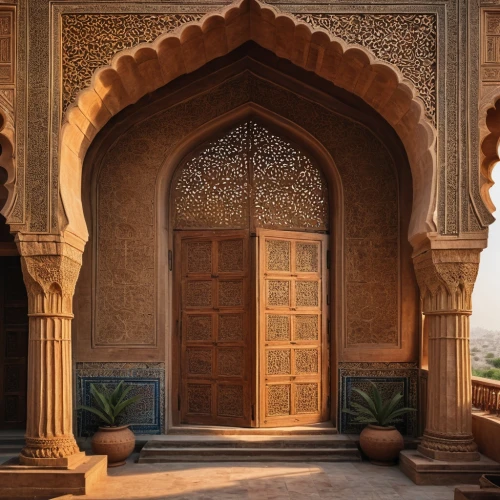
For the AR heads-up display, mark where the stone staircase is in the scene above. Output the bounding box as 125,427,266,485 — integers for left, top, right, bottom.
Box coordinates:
138,434,361,463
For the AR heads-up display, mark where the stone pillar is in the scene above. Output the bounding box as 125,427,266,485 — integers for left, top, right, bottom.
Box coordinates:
16,235,85,467
414,248,480,462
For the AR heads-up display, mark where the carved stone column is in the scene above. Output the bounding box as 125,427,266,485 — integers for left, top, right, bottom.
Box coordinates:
16,235,84,467
414,249,480,462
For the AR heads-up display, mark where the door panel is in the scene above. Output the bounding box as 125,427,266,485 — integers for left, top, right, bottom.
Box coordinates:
258,230,328,427
0,257,28,429
178,231,252,426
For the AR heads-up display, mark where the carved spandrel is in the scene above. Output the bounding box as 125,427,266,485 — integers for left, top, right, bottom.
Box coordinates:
296,13,436,123
61,13,203,112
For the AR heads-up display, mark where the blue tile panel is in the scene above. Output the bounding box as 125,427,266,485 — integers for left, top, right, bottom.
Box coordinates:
338,362,418,436
75,362,164,437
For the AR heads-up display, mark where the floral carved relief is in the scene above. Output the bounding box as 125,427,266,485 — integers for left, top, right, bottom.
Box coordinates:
61,13,203,111
61,12,436,123
296,14,437,123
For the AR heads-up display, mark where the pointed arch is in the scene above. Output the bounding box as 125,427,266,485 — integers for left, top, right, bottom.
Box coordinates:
60,0,437,248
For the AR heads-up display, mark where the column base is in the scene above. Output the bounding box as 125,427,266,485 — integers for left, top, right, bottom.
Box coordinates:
418,432,481,462
0,455,107,498
400,450,500,485
19,451,86,468
418,445,481,462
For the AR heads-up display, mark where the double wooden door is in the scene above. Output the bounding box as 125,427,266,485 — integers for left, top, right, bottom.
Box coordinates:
175,229,329,427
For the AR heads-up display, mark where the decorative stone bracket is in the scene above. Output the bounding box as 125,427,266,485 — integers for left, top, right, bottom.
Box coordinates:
414,248,481,462
16,234,85,467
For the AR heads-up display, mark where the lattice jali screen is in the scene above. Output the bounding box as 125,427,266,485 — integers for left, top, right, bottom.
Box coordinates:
172,121,329,231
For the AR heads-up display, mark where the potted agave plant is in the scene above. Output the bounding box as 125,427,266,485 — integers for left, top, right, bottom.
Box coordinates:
343,381,416,465
78,381,140,467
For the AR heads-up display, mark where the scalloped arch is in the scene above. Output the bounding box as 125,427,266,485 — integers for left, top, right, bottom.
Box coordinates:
0,101,16,221
61,0,437,247
479,86,500,215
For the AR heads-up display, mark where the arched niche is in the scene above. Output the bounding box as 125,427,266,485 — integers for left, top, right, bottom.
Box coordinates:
75,49,419,430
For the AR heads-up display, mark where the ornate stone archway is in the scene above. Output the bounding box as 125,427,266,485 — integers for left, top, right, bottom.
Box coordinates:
59,0,437,251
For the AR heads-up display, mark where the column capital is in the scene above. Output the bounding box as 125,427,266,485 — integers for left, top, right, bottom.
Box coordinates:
413,248,480,314
15,234,83,316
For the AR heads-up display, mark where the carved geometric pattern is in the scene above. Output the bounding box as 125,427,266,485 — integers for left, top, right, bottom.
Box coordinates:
266,384,290,416
295,383,319,414
296,13,437,123
186,348,212,376
218,239,244,273
186,315,212,342
295,349,319,374
0,12,14,84
251,122,329,230
173,122,328,231
295,281,319,307
185,281,212,308
173,123,249,230
485,12,500,63
217,385,244,418
266,349,291,375
296,243,319,273
218,314,244,342
186,242,212,274
217,348,244,377
266,314,290,341
266,240,291,272
218,280,243,307
267,280,290,307
187,384,212,414
294,315,318,341
61,13,203,111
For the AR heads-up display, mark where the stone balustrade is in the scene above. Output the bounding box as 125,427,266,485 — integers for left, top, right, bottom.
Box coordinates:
472,376,500,415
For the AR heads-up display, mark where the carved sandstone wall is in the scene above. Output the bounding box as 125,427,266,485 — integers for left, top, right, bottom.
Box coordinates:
74,71,417,363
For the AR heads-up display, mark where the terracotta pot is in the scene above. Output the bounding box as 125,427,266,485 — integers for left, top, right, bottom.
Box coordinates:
359,424,404,466
91,425,135,467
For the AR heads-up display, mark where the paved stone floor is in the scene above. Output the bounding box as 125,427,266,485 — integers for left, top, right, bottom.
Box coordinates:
78,454,460,500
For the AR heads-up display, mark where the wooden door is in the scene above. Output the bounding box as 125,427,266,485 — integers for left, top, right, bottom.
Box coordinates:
177,231,252,426
0,256,28,429
258,230,329,427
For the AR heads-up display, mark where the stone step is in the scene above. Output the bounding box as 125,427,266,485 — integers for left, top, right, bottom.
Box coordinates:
167,423,337,436
138,447,361,463
140,435,356,451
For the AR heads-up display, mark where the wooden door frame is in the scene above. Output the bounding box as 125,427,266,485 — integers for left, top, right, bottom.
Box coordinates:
160,104,344,430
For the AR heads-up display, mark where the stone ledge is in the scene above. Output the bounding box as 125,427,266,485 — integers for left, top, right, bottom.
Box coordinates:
0,455,107,498
400,450,500,485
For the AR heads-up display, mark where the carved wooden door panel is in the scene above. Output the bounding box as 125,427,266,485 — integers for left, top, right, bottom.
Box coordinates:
258,230,329,427
177,231,252,427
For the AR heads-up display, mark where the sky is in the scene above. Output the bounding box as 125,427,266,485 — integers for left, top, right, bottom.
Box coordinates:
471,166,500,331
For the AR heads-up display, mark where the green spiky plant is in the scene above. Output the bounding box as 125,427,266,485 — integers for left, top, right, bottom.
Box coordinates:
78,381,141,427
342,381,416,427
